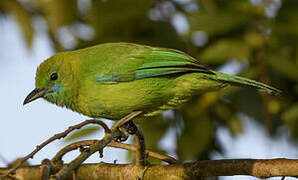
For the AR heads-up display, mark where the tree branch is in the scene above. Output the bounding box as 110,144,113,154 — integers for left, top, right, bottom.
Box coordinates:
2,110,295,180
40,159,51,180
111,111,143,130
52,140,98,164
135,124,147,166
50,134,113,180
0,159,297,180
50,111,143,180
52,139,177,166
1,111,144,180
107,142,177,164
1,119,110,180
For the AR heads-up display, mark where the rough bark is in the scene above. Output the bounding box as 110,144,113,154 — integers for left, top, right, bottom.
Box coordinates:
1,158,297,180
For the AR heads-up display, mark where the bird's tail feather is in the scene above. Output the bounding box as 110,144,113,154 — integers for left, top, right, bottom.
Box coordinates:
208,71,282,96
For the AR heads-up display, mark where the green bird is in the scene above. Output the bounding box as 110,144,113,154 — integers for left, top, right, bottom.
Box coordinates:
23,42,280,121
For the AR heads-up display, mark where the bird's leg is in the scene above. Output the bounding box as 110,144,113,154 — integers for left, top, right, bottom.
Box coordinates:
113,120,137,142
122,120,138,135
134,124,146,166
113,127,129,142
112,111,143,142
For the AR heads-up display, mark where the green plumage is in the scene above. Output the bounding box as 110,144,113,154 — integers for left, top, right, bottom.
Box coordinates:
28,43,281,120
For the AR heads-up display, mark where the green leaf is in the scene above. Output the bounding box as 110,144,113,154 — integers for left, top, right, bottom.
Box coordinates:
199,39,251,63
85,0,185,50
0,0,34,47
228,89,264,122
273,9,298,37
189,11,251,36
176,99,216,161
269,51,298,82
214,103,243,135
136,115,170,151
88,0,151,40
64,126,101,142
31,0,78,29
177,113,214,161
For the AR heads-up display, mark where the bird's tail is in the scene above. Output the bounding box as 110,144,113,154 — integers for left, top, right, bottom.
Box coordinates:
207,71,282,96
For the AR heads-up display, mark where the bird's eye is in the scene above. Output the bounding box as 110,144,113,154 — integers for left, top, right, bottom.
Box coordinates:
50,73,58,81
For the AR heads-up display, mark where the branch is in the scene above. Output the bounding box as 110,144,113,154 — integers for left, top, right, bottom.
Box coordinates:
52,139,177,166
111,111,143,130
1,159,297,180
40,159,51,180
107,142,177,164
1,111,143,180
186,158,298,178
52,140,98,164
50,111,143,180
1,119,110,180
50,134,113,180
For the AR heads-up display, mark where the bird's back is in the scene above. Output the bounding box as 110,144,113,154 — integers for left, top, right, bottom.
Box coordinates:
65,43,218,119
52,43,279,120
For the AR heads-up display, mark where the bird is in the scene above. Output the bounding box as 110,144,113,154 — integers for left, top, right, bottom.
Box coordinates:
23,42,281,121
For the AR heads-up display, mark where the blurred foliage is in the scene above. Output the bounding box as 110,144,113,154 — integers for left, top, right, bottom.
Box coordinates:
1,0,297,162
64,126,101,142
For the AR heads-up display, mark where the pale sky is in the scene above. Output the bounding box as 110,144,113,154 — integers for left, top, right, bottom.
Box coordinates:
0,16,296,180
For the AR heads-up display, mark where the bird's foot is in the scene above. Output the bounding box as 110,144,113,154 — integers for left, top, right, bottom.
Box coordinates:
113,120,137,142
122,120,137,135
113,127,129,142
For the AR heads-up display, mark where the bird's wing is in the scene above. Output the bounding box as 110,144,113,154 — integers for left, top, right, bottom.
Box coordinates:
94,48,214,84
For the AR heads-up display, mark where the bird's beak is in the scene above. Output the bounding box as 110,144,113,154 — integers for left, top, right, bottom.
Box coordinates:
23,88,48,105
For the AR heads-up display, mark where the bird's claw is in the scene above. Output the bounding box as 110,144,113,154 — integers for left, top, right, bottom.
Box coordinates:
122,120,137,135
114,135,128,142
113,120,137,142
113,127,129,142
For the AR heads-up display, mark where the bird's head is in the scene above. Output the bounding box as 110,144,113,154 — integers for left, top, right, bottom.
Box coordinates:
24,53,76,106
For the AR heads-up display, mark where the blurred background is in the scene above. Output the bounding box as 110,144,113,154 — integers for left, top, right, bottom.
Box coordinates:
0,0,297,179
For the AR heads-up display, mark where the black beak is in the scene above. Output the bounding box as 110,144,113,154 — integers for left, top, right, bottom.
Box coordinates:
23,88,48,105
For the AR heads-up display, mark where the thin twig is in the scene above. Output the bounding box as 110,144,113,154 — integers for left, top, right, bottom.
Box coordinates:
108,141,178,164
135,125,146,166
52,139,177,165
1,119,109,180
50,111,143,180
52,140,98,163
111,111,143,131
50,134,113,180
